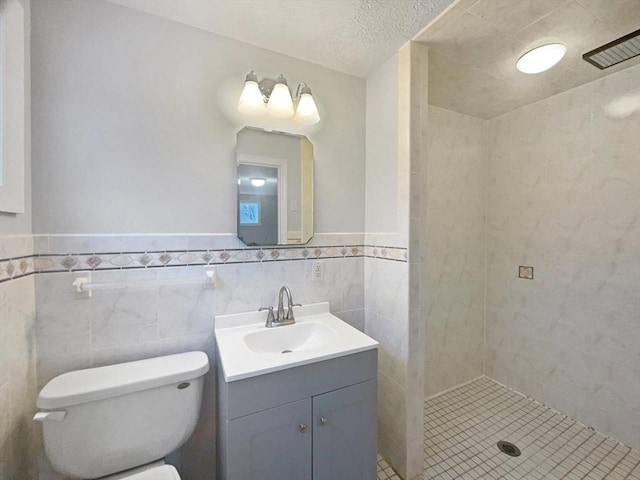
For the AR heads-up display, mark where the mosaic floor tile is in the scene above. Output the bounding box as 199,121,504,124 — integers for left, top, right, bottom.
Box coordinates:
422,377,640,480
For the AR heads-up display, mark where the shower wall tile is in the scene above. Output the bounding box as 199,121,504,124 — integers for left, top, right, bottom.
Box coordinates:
424,106,487,397
486,64,640,449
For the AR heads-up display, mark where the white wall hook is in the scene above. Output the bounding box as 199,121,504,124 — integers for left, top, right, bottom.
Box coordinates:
205,267,216,287
72,276,91,293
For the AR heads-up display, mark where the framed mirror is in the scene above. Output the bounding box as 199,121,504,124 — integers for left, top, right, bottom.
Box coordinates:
236,127,313,246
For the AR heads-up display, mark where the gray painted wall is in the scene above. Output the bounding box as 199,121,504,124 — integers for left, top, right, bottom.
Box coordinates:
30,0,365,235
365,53,398,234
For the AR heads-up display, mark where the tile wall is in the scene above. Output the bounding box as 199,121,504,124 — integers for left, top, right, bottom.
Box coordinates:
424,105,487,397
0,232,407,479
407,41,429,480
362,41,430,480
486,64,640,449
0,236,38,479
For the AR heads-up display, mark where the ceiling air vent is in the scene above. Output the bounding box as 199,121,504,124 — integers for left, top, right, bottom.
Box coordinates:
583,29,640,69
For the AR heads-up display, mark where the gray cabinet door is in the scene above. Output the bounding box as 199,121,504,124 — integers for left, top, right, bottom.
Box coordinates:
312,380,377,480
227,398,312,480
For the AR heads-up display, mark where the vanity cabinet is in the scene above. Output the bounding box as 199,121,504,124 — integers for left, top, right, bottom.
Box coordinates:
227,398,312,480
216,349,377,480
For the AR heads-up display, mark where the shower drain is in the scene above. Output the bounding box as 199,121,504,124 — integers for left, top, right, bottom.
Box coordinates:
497,441,521,457
281,350,293,354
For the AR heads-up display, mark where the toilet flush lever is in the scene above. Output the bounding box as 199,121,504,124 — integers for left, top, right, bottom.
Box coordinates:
34,411,66,422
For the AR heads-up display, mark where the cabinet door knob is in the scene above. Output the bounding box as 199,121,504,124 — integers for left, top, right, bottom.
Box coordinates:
320,417,328,426
298,423,308,433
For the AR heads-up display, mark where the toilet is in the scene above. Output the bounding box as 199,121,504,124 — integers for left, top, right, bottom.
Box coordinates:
34,351,209,480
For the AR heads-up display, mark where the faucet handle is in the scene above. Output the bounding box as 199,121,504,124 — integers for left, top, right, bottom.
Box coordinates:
285,303,302,320
259,306,275,326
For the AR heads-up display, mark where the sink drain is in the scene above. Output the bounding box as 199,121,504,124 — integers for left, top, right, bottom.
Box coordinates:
497,441,521,457
281,350,293,354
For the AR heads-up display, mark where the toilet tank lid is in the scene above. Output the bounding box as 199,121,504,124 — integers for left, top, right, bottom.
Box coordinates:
36,351,209,409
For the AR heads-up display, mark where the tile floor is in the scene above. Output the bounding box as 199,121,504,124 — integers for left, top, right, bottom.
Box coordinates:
378,376,640,480
377,453,402,480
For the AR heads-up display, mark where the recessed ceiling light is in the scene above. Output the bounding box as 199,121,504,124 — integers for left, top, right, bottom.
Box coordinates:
517,43,566,74
250,178,266,187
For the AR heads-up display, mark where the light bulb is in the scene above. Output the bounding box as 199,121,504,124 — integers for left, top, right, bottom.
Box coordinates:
295,92,320,125
238,71,265,116
250,178,266,187
266,75,294,118
516,43,566,74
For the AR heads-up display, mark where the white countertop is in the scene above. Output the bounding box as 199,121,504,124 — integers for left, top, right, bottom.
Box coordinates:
214,302,378,382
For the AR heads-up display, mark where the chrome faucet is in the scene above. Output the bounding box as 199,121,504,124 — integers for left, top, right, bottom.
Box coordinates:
259,285,300,328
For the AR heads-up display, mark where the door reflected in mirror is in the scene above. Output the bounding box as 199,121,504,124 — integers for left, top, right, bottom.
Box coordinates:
236,127,313,246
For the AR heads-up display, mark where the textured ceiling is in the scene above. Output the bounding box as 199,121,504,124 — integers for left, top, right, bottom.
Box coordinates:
104,0,455,77
417,0,640,118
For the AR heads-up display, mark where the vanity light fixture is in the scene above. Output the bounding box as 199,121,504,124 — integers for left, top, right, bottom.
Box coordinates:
516,43,566,74
250,178,266,187
238,71,320,124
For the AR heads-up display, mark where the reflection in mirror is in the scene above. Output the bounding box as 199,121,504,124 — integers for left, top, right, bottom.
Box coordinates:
236,127,313,246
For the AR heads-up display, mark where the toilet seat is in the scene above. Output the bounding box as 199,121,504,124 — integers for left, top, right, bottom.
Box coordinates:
105,465,181,480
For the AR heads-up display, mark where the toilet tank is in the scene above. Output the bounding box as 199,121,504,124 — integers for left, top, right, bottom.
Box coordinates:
35,351,210,480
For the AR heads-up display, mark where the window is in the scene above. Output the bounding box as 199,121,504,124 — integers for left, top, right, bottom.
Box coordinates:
239,202,261,226
0,0,26,214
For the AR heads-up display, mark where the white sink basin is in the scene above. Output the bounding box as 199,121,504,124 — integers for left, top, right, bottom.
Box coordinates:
215,302,378,381
244,322,336,354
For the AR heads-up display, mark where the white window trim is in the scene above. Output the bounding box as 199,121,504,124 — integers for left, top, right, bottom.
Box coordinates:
0,0,26,214
237,153,288,244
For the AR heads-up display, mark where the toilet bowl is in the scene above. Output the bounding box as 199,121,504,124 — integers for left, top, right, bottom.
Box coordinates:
34,351,209,480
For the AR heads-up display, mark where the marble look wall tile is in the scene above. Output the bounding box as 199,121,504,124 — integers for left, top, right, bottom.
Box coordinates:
262,258,344,312
0,275,38,479
0,235,33,259
36,351,93,390
365,310,408,385
213,262,267,315
334,309,365,332
158,332,215,357
364,233,406,249
90,270,160,350
35,273,92,357
157,267,215,338
42,235,127,255
365,258,409,322
342,257,365,311
486,65,640,448
185,234,245,251
377,371,407,479
90,341,161,369
425,106,487,397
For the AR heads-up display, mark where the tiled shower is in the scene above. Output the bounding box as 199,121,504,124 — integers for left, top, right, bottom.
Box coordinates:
419,2,640,477
425,65,640,448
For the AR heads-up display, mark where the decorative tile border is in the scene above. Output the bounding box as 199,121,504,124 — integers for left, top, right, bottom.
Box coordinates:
0,256,35,283
0,238,407,283
0,235,35,284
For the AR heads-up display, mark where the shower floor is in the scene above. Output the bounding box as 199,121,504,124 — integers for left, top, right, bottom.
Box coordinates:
377,376,640,480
